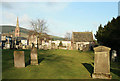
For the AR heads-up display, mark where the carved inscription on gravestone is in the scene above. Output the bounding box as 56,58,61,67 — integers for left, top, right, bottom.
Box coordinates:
92,46,112,79
14,51,25,67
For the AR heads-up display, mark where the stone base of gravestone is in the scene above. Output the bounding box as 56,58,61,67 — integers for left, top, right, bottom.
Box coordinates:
92,73,112,79
14,51,25,68
31,47,38,65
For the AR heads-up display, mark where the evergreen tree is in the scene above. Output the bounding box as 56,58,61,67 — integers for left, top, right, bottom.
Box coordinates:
95,16,120,58
59,41,63,47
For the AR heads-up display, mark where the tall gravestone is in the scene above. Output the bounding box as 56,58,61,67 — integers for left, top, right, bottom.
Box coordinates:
6,43,10,49
14,51,25,67
51,43,55,49
31,47,38,65
92,46,112,79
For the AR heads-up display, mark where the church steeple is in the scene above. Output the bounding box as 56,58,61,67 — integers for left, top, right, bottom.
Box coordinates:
15,17,20,37
16,17,19,28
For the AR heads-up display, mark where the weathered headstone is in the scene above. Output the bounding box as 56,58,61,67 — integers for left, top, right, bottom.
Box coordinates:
112,50,117,62
83,44,89,51
51,43,55,49
14,51,25,68
79,43,84,51
22,45,25,49
6,43,10,49
31,47,38,65
44,45,47,50
92,46,112,79
38,45,42,49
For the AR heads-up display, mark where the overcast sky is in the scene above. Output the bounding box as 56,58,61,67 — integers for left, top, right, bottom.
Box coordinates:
0,1,119,38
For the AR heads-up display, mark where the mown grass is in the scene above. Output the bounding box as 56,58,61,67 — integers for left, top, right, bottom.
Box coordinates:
2,49,120,79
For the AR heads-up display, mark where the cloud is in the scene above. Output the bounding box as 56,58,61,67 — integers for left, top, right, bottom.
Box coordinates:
2,11,17,25
19,14,32,29
46,18,80,37
2,2,69,15
1,11,32,29
45,2,68,11
31,2,69,13
2,2,13,9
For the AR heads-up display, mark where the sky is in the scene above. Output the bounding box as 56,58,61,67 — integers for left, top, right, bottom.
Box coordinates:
0,1,119,38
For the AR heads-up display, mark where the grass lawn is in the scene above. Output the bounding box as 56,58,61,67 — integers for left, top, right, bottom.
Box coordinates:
2,49,120,79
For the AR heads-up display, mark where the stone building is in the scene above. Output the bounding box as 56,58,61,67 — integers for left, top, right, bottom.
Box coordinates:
1,33,13,49
71,32,93,51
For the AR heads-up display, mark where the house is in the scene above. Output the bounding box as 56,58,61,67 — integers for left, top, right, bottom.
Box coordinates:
50,40,71,50
1,33,13,49
28,33,52,49
71,32,93,51
14,37,28,49
61,41,71,50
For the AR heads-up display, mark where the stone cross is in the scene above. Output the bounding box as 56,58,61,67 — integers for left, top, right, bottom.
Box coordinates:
14,51,25,68
31,47,38,65
92,46,112,79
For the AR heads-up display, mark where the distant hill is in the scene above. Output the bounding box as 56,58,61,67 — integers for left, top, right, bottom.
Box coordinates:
0,25,64,40
0,25,29,34
49,35,64,41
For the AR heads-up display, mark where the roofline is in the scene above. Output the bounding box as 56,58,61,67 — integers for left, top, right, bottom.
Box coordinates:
72,32,93,33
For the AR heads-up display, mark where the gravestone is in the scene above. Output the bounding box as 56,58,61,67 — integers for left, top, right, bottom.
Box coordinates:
112,50,117,62
39,45,42,49
22,45,26,49
92,46,112,79
44,45,47,50
14,51,25,68
31,47,38,65
51,43,55,49
83,44,89,51
7,38,10,49
79,43,84,51
6,43,10,49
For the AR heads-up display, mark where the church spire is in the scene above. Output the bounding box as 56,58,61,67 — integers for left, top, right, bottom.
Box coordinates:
15,17,20,37
16,17,19,27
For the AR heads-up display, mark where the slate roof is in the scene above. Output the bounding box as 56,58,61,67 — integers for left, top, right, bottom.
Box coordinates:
72,32,93,42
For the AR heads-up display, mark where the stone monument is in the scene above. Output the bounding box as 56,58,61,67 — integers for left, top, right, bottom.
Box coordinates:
14,51,25,68
6,43,10,49
31,47,38,65
112,50,117,62
6,38,10,49
51,43,55,49
92,46,112,79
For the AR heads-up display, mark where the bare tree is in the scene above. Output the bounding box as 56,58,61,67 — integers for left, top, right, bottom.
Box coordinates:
29,19,49,47
30,19,48,34
64,32,71,41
